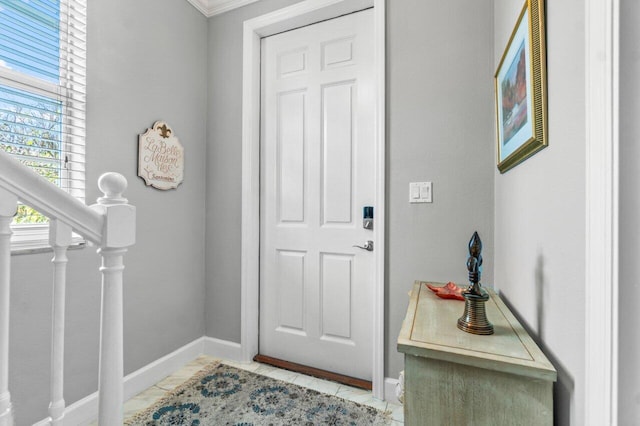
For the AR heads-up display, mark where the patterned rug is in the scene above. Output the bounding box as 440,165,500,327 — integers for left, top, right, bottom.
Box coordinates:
125,362,391,425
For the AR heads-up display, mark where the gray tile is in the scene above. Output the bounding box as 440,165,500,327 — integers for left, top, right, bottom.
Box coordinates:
388,403,404,422
222,359,261,372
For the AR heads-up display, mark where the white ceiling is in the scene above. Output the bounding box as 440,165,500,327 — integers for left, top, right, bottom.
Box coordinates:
185,0,260,17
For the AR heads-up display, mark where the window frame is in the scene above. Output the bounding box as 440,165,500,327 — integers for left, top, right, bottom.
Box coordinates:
0,0,87,252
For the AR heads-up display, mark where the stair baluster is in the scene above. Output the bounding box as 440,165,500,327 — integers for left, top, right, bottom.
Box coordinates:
48,220,72,425
0,188,17,426
92,173,136,426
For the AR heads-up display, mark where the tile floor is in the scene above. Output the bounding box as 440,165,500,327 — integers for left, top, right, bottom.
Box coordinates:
120,355,404,425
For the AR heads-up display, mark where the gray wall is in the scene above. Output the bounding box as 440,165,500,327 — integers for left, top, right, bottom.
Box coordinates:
385,0,494,379
9,0,208,423
205,0,303,343
205,0,495,381
619,0,640,423
493,1,585,425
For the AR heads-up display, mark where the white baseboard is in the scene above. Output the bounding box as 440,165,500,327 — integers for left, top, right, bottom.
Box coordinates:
55,392,98,426
123,338,205,401
384,377,401,405
203,336,243,362
34,336,207,426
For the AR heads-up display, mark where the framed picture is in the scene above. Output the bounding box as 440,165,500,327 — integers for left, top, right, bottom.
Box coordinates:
495,0,547,173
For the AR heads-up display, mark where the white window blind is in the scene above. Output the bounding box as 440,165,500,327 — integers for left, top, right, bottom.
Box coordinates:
0,0,86,249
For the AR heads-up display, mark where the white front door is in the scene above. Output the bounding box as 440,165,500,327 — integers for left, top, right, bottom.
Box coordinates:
259,9,375,380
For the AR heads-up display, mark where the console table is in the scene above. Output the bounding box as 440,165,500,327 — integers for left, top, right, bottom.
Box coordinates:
397,281,557,425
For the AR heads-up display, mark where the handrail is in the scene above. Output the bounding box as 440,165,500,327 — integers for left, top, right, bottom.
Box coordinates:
0,152,134,424
0,149,103,244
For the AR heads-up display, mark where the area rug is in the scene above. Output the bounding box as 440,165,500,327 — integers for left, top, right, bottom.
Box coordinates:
125,362,391,425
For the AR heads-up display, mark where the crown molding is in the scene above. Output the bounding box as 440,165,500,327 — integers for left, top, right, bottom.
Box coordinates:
186,0,260,17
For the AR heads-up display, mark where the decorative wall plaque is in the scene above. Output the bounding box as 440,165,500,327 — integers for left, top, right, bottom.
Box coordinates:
138,121,184,190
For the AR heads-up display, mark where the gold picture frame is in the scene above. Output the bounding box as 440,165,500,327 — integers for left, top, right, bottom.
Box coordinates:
495,0,547,174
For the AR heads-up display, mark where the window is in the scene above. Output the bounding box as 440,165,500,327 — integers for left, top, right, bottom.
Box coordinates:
0,0,87,250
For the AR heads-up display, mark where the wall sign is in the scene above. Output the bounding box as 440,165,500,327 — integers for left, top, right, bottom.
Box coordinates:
138,121,184,190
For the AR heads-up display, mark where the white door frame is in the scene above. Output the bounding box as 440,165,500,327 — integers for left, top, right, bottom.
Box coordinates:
585,0,619,424
240,0,386,399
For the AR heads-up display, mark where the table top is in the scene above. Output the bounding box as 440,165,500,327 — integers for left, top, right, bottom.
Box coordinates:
397,281,557,381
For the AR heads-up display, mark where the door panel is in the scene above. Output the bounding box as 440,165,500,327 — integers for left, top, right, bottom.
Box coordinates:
277,250,306,332
322,82,354,225
320,253,353,340
322,37,355,69
260,9,375,380
277,90,306,223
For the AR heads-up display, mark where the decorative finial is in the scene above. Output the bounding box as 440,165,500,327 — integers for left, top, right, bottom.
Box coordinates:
98,172,128,205
466,231,483,296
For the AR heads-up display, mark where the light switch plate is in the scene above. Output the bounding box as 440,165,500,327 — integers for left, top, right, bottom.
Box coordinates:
409,182,433,203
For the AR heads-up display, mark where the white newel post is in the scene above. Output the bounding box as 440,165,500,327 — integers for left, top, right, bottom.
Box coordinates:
48,220,72,426
0,188,17,426
91,173,135,426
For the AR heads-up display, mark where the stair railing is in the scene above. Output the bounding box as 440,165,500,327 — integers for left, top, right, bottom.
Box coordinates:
0,149,136,425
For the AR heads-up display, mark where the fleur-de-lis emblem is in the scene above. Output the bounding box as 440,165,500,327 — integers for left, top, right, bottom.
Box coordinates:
158,124,171,138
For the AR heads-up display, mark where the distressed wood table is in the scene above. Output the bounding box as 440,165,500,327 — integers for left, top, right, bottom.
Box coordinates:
397,281,557,425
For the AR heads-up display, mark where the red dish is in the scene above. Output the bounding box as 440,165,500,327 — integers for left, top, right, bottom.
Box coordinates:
426,282,465,301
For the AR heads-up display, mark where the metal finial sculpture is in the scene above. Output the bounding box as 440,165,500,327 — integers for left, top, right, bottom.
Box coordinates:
457,232,494,335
